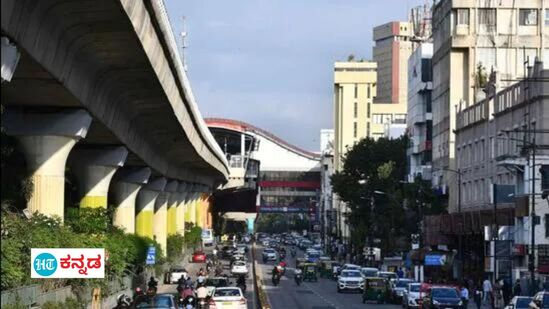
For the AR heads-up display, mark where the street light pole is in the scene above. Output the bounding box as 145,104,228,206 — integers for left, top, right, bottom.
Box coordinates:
530,125,537,294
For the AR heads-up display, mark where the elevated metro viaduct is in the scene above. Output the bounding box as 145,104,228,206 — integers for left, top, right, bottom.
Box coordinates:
1,0,229,255
206,118,321,233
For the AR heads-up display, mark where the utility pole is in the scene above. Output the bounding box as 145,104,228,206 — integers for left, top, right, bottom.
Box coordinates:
530,122,537,295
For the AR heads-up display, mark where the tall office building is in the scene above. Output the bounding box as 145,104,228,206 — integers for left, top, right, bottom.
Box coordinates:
373,21,414,104
431,1,548,210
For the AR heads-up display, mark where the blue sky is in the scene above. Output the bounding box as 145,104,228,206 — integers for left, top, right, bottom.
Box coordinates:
165,0,425,151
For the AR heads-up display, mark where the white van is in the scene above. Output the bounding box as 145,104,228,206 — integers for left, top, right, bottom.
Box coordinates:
202,228,214,247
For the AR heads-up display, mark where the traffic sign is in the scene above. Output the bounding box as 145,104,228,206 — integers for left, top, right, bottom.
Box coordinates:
146,246,156,265
424,254,446,266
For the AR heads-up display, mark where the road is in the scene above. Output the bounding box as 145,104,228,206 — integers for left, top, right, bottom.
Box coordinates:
158,244,255,309
254,244,402,309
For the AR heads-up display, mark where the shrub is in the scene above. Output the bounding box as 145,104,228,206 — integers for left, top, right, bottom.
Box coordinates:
167,234,185,262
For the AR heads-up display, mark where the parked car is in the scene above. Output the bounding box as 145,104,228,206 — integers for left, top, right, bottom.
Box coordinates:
402,282,422,309
192,250,207,263
529,291,549,309
209,287,247,309
337,269,365,293
505,296,533,309
230,261,248,277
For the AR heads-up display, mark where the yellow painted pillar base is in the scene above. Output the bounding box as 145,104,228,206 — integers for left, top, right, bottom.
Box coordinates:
80,196,108,208
167,205,177,236
111,167,151,234
135,209,154,239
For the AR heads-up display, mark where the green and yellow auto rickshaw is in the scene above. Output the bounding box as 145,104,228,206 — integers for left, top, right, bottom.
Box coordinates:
296,257,307,269
362,277,390,304
319,260,337,279
301,262,318,282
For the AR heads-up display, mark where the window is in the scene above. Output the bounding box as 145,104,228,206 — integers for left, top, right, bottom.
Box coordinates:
519,9,538,26
546,214,549,238
354,84,358,98
354,102,358,118
367,122,370,137
372,113,393,124
367,85,371,98
478,9,496,33
541,165,549,190
455,9,469,26
393,114,407,124
353,122,357,138
545,9,549,26
367,103,371,118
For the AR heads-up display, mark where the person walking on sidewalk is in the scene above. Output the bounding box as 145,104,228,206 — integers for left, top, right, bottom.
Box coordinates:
513,279,522,297
460,285,470,309
483,277,493,307
474,285,483,309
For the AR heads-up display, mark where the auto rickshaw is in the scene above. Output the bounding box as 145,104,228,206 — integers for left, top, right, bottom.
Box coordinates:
296,257,307,269
301,263,318,282
319,260,337,278
362,277,390,304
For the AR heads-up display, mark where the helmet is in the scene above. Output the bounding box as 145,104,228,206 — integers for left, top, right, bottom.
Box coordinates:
197,277,204,284
135,287,142,292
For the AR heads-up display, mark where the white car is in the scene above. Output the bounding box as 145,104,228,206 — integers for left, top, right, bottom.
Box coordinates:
234,245,246,255
168,267,187,284
391,279,415,302
402,282,422,309
337,269,364,293
209,287,247,309
361,267,379,278
262,248,277,261
230,261,248,277
341,263,362,272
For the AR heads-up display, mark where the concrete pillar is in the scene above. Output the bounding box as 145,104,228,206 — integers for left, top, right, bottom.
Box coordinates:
2,109,92,220
1,37,20,83
174,182,188,235
154,180,177,256
69,147,128,208
164,180,180,236
111,167,151,233
136,177,166,239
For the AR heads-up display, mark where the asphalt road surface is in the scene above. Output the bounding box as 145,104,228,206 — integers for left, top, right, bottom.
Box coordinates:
158,244,255,309
254,244,402,309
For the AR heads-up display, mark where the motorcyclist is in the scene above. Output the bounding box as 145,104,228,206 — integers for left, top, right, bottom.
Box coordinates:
114,293,132,308
294,267,303,285
195,282,209,306
236,274,246,292
133,286,144,300
197,268,206,277
182,284,194,298
290,247,296,257
147,276,158,295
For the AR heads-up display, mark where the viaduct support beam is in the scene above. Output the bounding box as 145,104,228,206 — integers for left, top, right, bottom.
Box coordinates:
172,182,188,236
158,180,178,255
2,109,92,220
136,177,166,240
111,167,151,233
69,147,128,208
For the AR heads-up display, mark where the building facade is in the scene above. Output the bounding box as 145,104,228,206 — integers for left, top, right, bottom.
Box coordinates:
373,21,414,104
431,0,548,210
407,43,434,182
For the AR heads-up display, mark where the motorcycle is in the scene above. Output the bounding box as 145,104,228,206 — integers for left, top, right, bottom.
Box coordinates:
294,273,303,286
272,273,281,286
180,295,196,309
146,286,157,297
197,297,208,309
290,249,296,257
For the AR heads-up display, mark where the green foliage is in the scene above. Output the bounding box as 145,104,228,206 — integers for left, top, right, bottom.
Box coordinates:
167,234,185,262
475,63,488,89
184,225,202,247
40,297,83,309
255,214,309,233
331,136,445,255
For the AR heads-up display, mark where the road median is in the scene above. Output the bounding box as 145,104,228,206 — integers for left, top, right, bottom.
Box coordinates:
252,243,271,309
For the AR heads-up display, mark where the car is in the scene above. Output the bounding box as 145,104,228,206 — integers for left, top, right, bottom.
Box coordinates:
505,296,533,309
361,267,379,278
402,282,422,309
134,293,176,308
337,269,365,293
168,267,187,284
192,250,207,263
230,261,248,277
341,263,362,273
530,291,549,309
391,279,415,303
234,245,246,255
221,246,237,259
262,248,277,261
205,277,231,296
421,286,462,309
209,287,247,309
230,254,247,266
378,271,398,281
305,250,321,263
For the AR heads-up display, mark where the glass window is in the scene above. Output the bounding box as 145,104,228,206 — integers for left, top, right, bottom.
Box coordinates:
545,9,549,26
372,113,393,124
541,165,549,190
519,9,538,26
353,122,357,138
367,103,371,118
354,102,358,118
393,114,407,124
366,122,370,137
478,9,496,32
367,85,371,98
455,9,469,26
354,84,358,98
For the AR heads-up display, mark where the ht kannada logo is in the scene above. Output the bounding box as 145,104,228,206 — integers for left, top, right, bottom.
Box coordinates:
33,252,57,277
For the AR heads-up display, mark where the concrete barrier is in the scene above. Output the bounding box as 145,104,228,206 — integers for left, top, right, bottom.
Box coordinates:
251,242,271,309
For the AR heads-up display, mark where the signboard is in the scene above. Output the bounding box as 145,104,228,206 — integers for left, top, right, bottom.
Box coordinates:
146,246,156,265
31,248,105,278
258,206,309,213
424,254,447,266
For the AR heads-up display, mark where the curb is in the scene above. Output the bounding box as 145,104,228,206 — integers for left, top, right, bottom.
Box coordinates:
252,242,271,309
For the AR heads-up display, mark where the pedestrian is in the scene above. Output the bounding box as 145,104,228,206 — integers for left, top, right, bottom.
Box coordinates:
502,279,511,305
543,277,549,291
493,279,504,309
513,279,522,297
460,285,470,309
474,285,483,309
397,267,404,278
482,277,493,307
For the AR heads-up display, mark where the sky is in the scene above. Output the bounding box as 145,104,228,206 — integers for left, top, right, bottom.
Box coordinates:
165,0,425,152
